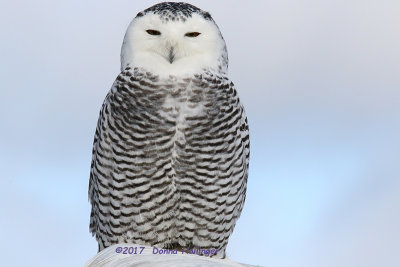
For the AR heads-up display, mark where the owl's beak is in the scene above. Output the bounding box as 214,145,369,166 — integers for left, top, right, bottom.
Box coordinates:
168,47,175,64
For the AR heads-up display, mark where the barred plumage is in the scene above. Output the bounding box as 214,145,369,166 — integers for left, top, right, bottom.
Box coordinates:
89,2,249,258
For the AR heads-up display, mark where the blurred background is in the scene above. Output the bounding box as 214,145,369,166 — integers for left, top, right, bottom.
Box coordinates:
0,1,399,266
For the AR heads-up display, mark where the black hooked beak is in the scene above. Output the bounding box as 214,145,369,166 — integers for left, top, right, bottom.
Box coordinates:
168,47,175,64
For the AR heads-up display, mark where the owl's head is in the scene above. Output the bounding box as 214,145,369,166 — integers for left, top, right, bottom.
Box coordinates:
121,2,228,77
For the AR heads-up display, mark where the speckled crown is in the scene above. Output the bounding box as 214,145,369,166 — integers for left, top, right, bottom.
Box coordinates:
136,2,213,22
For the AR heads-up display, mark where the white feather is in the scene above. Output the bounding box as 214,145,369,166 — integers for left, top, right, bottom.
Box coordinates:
121,13,227,77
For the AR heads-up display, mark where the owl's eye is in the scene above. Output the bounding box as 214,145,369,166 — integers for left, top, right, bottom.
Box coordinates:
146,29,161,36
185,32,201,37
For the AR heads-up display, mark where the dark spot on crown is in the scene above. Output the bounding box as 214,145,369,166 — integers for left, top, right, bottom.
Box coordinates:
202,12,212,20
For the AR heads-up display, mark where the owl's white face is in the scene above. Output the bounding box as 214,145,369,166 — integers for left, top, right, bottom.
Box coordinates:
121,13,227,77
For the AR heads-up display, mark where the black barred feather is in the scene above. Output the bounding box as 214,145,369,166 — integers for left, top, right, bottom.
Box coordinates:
89,66,249,258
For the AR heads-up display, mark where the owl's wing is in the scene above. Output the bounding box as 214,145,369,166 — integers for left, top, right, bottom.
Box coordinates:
88,86,114,237
88,67,129,251
224,80,250,221
217,80,250,252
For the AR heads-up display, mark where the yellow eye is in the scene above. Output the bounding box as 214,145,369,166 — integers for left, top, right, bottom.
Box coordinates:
185,32,201,37
146,29,161,36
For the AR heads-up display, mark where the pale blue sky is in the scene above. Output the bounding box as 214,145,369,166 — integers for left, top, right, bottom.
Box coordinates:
1,1,399,266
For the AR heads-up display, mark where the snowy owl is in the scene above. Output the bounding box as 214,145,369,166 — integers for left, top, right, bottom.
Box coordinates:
88,2,250,258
